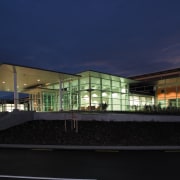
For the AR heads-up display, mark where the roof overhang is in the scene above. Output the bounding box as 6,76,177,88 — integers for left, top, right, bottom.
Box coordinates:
130,68,180,81
0,63,79,93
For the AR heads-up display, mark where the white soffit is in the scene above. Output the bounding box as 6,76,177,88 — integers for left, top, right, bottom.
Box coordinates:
0,64,78,92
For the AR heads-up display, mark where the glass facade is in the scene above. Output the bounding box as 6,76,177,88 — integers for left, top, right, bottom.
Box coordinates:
156,77,180,108
0,104,24,112
1,64,179,112
0,70,165,112
25,71,154,112
129,94,154,111
20,73,180,112
30,90,59,112
77,71,130,111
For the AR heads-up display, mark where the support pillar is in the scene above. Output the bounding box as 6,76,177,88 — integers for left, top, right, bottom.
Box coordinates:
13,66,18,110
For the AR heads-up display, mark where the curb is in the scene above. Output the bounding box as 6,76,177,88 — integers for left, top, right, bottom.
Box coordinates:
1,144,180,151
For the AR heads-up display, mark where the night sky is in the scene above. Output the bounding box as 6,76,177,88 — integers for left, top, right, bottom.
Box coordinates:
0,0,180,76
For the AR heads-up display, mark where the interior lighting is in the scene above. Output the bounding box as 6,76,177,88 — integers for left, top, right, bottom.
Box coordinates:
121,88,126,93
92,93,97,97
2,81,6,84
102,92,107,97
83,95,89,100
92,101,98,107
112,93,118,98
24,83,27,86
120,78,125,83
37,79,40,82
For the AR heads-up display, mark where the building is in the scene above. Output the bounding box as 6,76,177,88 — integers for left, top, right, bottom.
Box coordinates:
131,68,180,109
0,63,179,112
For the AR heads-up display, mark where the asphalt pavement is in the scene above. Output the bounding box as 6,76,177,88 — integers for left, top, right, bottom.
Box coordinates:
0,148,180,180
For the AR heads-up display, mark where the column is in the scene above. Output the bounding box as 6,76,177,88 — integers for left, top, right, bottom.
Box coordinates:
13,66,18,110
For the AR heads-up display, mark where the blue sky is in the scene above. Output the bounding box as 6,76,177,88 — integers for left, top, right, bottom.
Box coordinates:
0,0,180,76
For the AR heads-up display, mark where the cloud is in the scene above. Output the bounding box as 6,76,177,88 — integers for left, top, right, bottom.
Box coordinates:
161,43,180,52
161,56,180,65
156,43,180,67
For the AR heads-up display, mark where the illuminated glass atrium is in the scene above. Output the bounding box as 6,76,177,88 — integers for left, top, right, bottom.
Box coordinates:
0,63,179,112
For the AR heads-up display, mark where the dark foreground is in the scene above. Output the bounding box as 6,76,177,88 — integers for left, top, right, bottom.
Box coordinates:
1,120,180,145
0,148,180,180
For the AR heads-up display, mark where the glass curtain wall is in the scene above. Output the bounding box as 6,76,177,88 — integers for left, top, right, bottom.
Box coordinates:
129,94,154,111
80,72,91,110
28,77,79,112
30,90,59,112
78,71,130,111
45,79,79,111
0,104,24,112
156,77,180,108
27,71,157,112
62,78,79,110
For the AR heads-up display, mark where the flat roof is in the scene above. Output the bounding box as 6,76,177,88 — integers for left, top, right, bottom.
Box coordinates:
77,70,136,83
130,67,180,81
